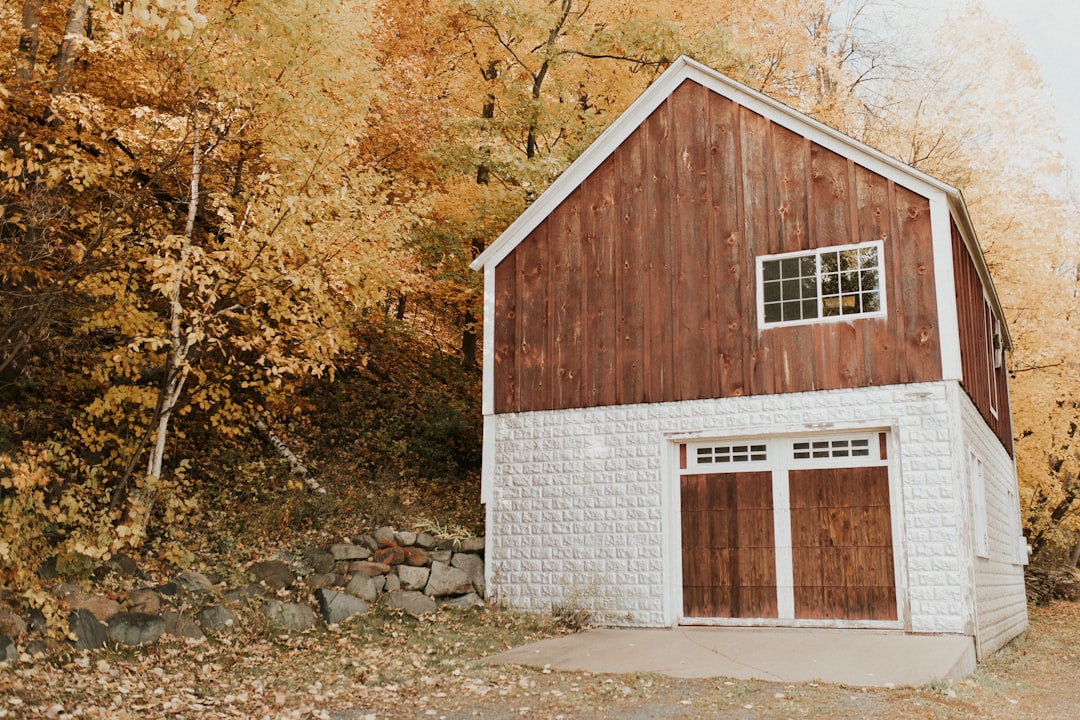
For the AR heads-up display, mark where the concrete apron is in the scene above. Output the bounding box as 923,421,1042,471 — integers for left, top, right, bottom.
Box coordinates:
487,626,976,687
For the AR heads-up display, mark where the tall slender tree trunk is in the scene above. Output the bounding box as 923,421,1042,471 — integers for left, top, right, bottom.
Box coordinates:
138,81,202,515
51,0,91,95
16,0,44,82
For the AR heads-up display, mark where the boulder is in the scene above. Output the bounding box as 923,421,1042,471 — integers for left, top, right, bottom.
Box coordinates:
414,532,437,550
248,560,295,591
441,593,486,609
384,574,401,592
372,526,398,547
68,609,108,650
349,561,391,577
394,531,417,547
355,534,380,552
107,612,165,647
197,605,237,633
126,589,162,616
396,565,430,592
382,591,437,617
429,550,452,565
450,553,485,596
425,562,473,598
0,607,27,639
373,546,405,566
162,611,205,641
174,571,215,592
329,544,371,561
344,575,378,603
0,634,15,662
262,600,316,632
315,589,369,625
402,547,429,567
66,591,121,623
305,573,338,590
301,548,337,574
457,537,486,554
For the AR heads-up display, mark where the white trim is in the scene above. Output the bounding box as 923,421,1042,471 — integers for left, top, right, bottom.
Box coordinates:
662,439,680,627
481,415,495,505
482,265,496,416
755,240,887,329
931,195,963,381
673,429,902,629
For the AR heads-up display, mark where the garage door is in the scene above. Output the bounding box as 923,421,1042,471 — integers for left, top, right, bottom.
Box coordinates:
681,471,777,618
679,432,897,624
789,465,896,620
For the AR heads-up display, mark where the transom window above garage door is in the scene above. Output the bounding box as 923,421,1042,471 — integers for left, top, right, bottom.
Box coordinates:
757,241,886,327
681,432,887,472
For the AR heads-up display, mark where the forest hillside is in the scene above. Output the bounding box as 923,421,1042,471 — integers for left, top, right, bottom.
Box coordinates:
3,0,1080,620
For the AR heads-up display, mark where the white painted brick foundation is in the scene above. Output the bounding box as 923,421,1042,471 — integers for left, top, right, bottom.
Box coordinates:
484,380,1004,634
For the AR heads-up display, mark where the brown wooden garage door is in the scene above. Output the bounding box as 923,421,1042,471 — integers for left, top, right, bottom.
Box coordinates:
789,465,897,620
681,471,777,618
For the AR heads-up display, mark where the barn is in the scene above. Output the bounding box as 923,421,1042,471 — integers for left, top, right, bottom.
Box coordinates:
470,56,1028,661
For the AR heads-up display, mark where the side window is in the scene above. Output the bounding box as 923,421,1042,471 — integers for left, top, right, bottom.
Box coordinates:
970,451,989,559
985,297,1001,418
758,241,885,327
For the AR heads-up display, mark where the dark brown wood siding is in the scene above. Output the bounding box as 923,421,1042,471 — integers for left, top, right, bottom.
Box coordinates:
951,225,1014,455
681,471,777,619
492,79,943,414
789,466,897,621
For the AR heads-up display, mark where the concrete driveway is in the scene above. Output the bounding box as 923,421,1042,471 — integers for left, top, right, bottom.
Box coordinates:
488,626,976,687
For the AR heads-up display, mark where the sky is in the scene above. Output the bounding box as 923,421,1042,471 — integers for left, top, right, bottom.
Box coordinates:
961,0,1080,171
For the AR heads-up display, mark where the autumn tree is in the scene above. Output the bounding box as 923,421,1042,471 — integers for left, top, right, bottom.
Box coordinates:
0,0,417,573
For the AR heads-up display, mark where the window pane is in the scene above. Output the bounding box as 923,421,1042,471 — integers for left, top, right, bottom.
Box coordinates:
764,303,782,322
762,260,780,282
841,293,860,314
763,280,781,303
780,257,801,278
841,270,859,292
801,278,817,297
863,291,880,312
783,301,802,321
821,273,839,296
800,255,817,276
860,246,879,268
802,299,818,318
782,279,801,300
862,268,879,292
822,295,841,316
820,251,838,274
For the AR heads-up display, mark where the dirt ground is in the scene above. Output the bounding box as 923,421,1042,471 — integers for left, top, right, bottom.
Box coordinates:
2,600,1078,719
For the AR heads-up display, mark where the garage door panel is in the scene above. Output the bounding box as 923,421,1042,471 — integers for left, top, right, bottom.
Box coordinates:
682,471,776,619
790,466,896,621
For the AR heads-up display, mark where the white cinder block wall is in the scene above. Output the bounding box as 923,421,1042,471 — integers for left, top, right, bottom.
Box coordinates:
955,387,1028,657
485,381,982,634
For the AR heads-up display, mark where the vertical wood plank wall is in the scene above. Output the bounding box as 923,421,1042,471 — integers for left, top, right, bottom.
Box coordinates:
951,227,1014,454
493,79,944,414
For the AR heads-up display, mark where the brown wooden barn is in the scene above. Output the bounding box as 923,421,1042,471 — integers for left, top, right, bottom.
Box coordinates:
470,56,1027,664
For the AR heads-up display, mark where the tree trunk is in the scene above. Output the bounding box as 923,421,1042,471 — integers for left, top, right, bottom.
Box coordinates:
16,0,44,82
139,78,203,516
51,0,91,96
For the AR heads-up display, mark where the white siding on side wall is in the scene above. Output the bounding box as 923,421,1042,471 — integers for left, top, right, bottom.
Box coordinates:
957,387,1029,658
486,381,974,633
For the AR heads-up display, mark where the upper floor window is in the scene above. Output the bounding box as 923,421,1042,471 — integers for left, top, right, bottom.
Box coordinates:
757,241,885,327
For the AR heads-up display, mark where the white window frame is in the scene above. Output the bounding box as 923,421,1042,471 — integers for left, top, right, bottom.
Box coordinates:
756,240,887,329
985,296,1000,419
970,451,989,559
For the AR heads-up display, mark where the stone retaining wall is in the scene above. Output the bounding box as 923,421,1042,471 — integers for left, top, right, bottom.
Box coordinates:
0,527,486,658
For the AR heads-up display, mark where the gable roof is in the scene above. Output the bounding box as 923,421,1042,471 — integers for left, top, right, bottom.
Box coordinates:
469,55,1010,349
